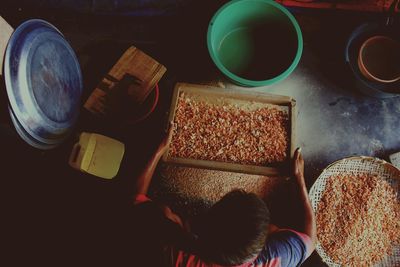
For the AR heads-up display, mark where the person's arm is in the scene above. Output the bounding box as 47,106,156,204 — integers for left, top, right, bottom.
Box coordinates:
134,126,173,195
292,148,317,246
256,149,315,266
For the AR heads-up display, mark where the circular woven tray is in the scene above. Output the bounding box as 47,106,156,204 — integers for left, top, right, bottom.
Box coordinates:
309,156,400,267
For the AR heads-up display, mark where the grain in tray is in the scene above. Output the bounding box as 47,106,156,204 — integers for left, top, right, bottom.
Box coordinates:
316,173,400,267
169,92,289,166
159,165,284,204
154,165,287,217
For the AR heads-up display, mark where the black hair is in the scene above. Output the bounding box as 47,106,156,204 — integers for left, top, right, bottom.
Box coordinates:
197,189,270,265
131,190,270,266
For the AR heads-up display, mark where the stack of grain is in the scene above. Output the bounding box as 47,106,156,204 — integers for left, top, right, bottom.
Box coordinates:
153,164,288,217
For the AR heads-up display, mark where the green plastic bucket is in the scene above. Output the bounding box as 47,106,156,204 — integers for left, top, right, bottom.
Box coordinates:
207,0,303,87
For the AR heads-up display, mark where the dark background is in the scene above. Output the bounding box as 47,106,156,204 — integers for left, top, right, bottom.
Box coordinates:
0,1,395,266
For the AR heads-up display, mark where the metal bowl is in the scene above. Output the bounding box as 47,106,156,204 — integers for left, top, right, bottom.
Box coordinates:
4,19,83,149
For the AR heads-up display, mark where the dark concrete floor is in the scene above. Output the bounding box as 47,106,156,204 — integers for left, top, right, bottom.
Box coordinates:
1,3,399,267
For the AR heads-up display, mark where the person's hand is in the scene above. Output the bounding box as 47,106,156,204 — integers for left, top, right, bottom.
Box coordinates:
157,123,175,156
293,147,306,188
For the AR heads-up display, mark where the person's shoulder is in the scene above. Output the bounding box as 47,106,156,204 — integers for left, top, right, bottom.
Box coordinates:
272,229,312,247
255,229,313,267
269,229,313,256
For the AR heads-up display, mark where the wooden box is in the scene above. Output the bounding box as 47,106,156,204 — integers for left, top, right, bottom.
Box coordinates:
163,83,296,176
84,46,166,116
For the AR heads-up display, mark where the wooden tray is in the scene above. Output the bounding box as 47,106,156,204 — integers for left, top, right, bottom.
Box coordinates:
162,83,296,176
84,46,166,116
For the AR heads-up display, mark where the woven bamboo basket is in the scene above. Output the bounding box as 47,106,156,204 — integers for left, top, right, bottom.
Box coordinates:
309,156,400,267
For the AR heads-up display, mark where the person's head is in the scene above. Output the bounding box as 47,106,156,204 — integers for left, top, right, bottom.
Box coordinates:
197,189,270,265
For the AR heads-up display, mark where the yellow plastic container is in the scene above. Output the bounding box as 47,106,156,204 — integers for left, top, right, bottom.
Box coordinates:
69,132,125,179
